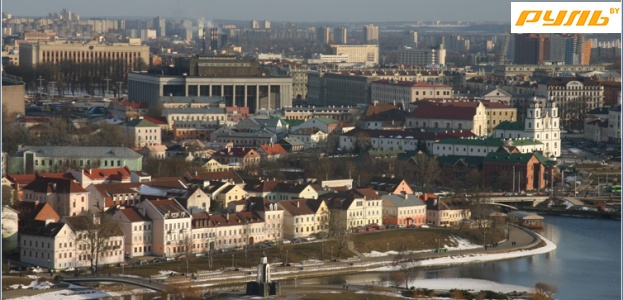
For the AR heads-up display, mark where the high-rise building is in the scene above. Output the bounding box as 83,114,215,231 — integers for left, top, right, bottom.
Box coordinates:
251,20,260,29
334,27,348,44
316,27,330,45
154,16,166,37
514,34,549,65
263,20,271,29
363,24,379,44
397,46,446,66
328,44,379,64
403,30,418,48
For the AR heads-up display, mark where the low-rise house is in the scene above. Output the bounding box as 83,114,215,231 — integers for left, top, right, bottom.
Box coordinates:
277,137,305,152
211,147,261,168
321,188,383,229
289,128,328,150
279,199,329,239
436,155,484,183
213,128,278,147
64,215,125,268
15,201,61,230
87,182,142,212
67,166,134,188
182,170,245,188
213,184,247,210
290,117,340,134
257,143,288,161
382,194,427,227
367,176,414,195
197,157,233,172
123,118,162,148
139,145,167,160
245,180,319,202
110,206,153,258
482,152,555,191
8,146,143,174
236,118,289,139
109,101,149,120
138,199,192,257
431,137,544,157
20,220,76,270
22,176,90,217
423,196,471,227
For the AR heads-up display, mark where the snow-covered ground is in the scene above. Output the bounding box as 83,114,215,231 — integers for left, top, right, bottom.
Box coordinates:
9,288,154,300
408,278,532,294
363,236,483,258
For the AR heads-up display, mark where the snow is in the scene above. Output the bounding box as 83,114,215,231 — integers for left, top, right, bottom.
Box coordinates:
408,278,531,294
10,289,113,300
158,270,179,276
363,236,481,258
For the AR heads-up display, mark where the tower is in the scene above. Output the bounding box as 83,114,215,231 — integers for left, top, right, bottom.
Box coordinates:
525,97,543,132
363,24,379,44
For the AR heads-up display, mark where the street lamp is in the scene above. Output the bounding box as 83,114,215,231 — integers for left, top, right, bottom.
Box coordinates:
386,242,389,252
231,253,234,268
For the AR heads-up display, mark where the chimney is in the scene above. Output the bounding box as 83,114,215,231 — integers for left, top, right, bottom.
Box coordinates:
296,201,300,208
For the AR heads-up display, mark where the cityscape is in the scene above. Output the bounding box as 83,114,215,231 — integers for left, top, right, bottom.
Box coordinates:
1,3,621,300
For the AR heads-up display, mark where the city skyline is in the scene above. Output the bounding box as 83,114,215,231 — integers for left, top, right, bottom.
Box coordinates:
2,0,608,23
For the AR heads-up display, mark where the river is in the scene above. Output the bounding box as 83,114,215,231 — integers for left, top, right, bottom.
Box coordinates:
296,216,622,299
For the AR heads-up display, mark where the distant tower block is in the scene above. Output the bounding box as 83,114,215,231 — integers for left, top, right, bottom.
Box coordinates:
246,255,280,297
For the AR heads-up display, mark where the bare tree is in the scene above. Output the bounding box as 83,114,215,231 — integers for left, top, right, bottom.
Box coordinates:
405,154,441,193
391,244,418,290
328,213,351,258
464,190,496,247
75,213,118,273
181,234,194,275
533,282,558,300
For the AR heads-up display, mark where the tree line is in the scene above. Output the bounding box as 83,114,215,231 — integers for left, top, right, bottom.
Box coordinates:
3,57,147,97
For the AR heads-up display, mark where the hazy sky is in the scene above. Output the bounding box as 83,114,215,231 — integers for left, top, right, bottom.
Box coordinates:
3,0,611,23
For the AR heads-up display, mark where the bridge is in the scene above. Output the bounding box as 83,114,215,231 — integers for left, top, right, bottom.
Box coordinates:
62,275,169,292
487,196,550,207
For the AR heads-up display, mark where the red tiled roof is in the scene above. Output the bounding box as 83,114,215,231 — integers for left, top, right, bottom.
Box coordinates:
183,171,244,185
23,176,87,194
80,166,132,181
119,207,151,222
213,147,258,158
410,103,477,120
259,144,287,156
142,116,168,125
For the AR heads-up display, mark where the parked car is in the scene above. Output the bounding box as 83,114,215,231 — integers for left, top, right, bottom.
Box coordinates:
282,239,291,244
138,260,148,265
176,255,187,260
118,262,130,267
292,238,303,244
305,236,316,242
151,258,164,263
420,224,430,229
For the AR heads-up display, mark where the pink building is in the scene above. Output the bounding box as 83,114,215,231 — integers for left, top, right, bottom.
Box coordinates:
382,194,426,227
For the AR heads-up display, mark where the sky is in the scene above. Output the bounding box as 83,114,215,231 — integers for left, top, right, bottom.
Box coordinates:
2,0,610,23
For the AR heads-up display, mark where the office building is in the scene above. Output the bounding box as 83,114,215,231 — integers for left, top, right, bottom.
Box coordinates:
397,46,446,66
334,27,348,44
328,44,379,64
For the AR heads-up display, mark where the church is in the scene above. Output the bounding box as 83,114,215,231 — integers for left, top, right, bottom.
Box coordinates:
493,97,561,158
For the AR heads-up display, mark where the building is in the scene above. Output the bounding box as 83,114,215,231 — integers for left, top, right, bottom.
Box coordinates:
63,215,125,269
19,41,149,69
367,177,414,195
482,152,556,191
493,98,561,157
19,220,76,270
128,55,293,112
423,196,471,227
431,137,545,157
363,24,379,44
334,27,348,44
537,77,604,131
123,118,162,148
371,80,453,104
608,105,621,144
513,34,549,65
382,194,426,227
22,176,90,217
328,45,379,64
339,128,475,153
315,27,330,45
8,146,143,174
406,101,487,136
137,199,192,257
110,206,153,258
211,147,261,168
109,101,149,120
278,199,329,239
397,47,446,66
321,188,383,229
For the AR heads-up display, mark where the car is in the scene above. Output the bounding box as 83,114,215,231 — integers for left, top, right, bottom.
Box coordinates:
420,224,430,229
118,262,130,267
292,238,302,244
305,236,316,241
176,255,187,260
282,239,291,244
259,243,270,249
151,258,164,263
138,260,148,265
64,267,76,272
10,265,26,271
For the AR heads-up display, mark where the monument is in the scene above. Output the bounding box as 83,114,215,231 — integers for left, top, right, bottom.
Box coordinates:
246,255,280,297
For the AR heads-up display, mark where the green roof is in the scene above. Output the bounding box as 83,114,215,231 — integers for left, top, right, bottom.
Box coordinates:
315,117,339,125
484,152,535,163
397,150,420,161
495,121,525,131
437,137,543,146
279,118,305,127
436,155,484,167
126,118,158,127
534,152,557,167
367,149,404,158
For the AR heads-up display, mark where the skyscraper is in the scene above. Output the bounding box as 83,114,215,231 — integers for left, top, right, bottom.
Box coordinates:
154,16,166,37
403,30,418,48
514,34,548,64
316,27,330,45
363,24,379,44
334,27,348,44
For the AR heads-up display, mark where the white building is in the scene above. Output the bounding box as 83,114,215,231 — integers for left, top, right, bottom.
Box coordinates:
279,199,329,239
397,47,446,66
493,98,561,157
328,44,379,64
138,199,192,257
608,105,621,144
431,137,545,157
123,118,162,148
406,101,487,136
111,207,154,258
371,80,453,104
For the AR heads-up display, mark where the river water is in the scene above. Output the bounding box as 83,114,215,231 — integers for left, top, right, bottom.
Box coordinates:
297,216,622,299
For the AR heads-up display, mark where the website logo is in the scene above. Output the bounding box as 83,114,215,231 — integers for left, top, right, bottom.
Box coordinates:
511,2,621,33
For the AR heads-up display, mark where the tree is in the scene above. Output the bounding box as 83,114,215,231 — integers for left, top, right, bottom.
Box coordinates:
328,213,351,258
404,153,440,193
533,282,558,300
391,244,418,290
75,213,118,273
181,233,194,275
2,185,16,207
464,189,496,247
